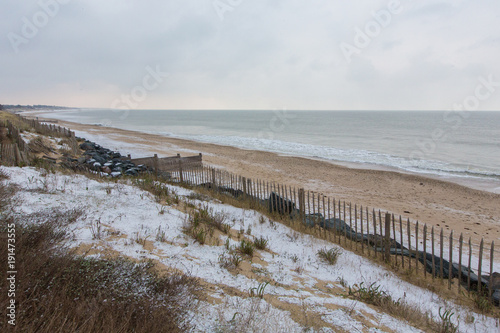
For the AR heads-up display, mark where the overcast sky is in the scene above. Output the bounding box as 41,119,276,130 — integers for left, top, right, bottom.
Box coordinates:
1,0,500,110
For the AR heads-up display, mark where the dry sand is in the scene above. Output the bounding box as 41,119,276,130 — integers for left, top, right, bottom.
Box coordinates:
51,119,500,248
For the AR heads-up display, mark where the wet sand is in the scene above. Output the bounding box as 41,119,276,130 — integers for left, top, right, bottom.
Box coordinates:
43,117,500,247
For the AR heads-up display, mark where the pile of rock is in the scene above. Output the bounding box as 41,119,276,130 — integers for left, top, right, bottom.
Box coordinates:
78,140,149,177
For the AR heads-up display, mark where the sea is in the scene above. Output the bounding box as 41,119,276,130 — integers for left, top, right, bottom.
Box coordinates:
36,109,500,193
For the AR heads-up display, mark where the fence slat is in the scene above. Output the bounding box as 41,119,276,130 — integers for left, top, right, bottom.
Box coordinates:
468,237,472,292
400,216,404,268
373,209,378,259
415,221,419,274
366,208,370,257
478,239,484,293
392,214,396,264
448,230,453,290
431,226,435,279
385,213,391,262
458,233,463,291
423,224,427,277
490,241,495,299
440,228,444,283
408,219,412,270
349,202,352,248
360,206,364,253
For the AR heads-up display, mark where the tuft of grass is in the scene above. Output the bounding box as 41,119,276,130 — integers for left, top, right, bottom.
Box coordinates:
89,218,102,240
437,307,458,333
237,239,254,257
193,228,207,245
317,247,341,265
253,236,268,250
471,290,493,314
347,282,391,306
156,225,167,242
196,204,231,234
186,192,211,202
346,282,441,331
218,252,242,270
134,230,149,246
183,204,232,245
249,281,269,298
134,177,172,204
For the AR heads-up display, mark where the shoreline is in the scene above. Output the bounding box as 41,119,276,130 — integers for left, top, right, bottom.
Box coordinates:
22,111,500,246
23,109,500,195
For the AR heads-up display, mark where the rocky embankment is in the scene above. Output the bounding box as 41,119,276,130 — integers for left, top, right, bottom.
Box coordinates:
65,140,149,177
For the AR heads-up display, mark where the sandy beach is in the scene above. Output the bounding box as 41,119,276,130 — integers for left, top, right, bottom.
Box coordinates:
43,117,500,248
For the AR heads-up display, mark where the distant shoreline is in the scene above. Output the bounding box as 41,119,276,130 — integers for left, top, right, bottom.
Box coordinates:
21,109,500,248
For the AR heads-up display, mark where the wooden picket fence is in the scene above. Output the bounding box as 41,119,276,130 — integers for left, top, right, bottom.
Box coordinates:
125,153,203,178
160,164,498,299
0,114,80,165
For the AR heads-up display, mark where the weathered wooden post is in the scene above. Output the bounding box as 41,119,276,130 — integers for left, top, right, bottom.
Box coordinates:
467,237,472,292
242,177,247,197
440,228,444,283
423,224,428,277
154,154,159,178
448,231,453,290
490,242,495,299
13,144,21,166
415,222,419,274
385,213,391,262
298,188,305,221
458,233,463,291
478,239,484,293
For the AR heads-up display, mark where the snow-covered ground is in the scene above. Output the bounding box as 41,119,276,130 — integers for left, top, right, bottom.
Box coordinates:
3,166,499,332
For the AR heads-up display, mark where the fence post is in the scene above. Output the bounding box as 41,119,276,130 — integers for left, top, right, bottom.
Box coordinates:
423,224,427,278
298,188,305,221
385,213,391,262
448,231,453,290
400,216,404,267
392,214,396,264
211,168,216,187
373,209,378,259
366,207,370,257
408,219,412,270
458,233,463,291
490,241,495,299
154,154,159,178
415,221,419,274
360,206,364,253
478,239,484,293
440,228,444,283
431,226,435,279
242,177,247,197
13,144,21,166
354,204,358,251
349,203,352,248
467,237,472,292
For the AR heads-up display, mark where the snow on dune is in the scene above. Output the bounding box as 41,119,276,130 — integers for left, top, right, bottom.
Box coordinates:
3,166,498,332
